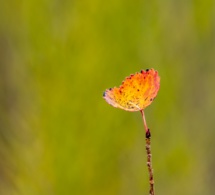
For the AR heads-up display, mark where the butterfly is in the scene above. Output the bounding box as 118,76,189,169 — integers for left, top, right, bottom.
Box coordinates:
103,68,160,111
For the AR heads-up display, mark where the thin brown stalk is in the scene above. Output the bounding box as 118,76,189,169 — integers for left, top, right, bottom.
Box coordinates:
140,110,155,195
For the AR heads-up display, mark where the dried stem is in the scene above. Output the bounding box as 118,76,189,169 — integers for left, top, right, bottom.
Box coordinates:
140,110,155,195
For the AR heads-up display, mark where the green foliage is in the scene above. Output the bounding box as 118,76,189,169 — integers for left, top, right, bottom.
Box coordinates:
0,0,215,194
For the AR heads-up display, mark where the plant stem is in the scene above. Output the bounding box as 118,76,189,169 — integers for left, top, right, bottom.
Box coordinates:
140,110,155,195
140,109,148,133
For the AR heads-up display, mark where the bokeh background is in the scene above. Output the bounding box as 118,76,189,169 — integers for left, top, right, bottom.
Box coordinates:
0,0,215,194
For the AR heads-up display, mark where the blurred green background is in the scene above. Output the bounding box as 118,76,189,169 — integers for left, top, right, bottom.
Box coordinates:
0,0,215,194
